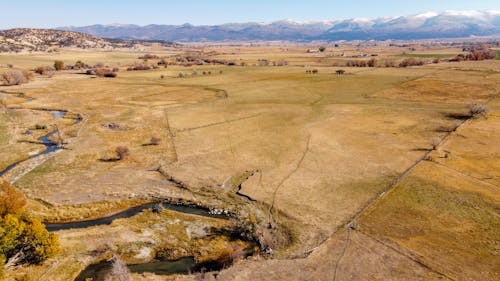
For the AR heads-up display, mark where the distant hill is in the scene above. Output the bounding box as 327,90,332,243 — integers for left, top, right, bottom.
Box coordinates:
59,10,500,42
0,28,112,52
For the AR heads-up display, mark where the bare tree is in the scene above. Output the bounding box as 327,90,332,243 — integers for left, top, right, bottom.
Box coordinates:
430,137,441,150
105,256,130,281
54,123,65,148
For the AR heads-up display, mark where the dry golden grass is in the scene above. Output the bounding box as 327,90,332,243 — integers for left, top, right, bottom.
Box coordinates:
0,45,498,280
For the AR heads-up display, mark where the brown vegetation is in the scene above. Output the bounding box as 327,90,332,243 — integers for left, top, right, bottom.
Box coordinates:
115,146,130,160
468,103,489,118
53,60,64,71
1,69,33,85
398,57,425,67
34,66,55,75
138,53,159,60
126,65,152,71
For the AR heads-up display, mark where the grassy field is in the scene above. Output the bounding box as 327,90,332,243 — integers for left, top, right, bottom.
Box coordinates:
400,53,457,58
0,45,498,280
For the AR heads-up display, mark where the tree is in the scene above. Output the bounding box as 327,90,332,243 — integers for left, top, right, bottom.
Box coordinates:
18,218,60,264
430,137,441,150
0,181,26,216
54,60,64,71
106,256,131,281
0,181,60,268
318,46,326,52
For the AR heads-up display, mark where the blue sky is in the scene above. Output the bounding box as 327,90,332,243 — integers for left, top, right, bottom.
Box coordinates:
1,0,499,28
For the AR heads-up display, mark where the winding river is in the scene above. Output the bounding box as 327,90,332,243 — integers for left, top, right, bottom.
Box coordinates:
1,93,254,280
74,257,205,281
45,201,229,232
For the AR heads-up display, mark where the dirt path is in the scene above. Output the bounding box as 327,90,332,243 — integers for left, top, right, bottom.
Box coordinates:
268,135,311,224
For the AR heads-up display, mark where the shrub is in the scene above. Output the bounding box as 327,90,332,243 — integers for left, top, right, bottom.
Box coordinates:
126,65,151,71
468,103,489,118
138,54,159,60
103,72,117,78
1,69,33,86
74,60,87,69
367,58,378,67
346,60,367,67
116,146,129,160
383,60,396,67
150,137,160,145
318,46,326,52
53,60,64,71
399,58,424,68
94,68,117,78
34,66,55,75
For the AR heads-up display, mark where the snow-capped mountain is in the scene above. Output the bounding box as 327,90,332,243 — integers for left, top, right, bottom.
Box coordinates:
57,10,500,41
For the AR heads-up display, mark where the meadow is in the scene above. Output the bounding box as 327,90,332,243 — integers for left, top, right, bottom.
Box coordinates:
0,44,498,280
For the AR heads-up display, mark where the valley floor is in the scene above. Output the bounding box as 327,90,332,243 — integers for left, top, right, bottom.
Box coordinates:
0,47,498,280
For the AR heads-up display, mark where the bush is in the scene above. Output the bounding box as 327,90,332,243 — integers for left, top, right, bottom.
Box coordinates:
318,46,326,52
346,60,367,67
94,68,117,78
34,66,55,75
103,72,117,78
74,60,87,69
126,65,151,71
150,137,160,145
468,103,489,118
138,54,159,60
116,146,129,160
53,60,64,71
383,60,396,67
399,58,425,67
367,58,378,67
1,69,33,86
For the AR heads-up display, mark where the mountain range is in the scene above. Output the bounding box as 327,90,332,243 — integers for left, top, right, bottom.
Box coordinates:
58,10,500,41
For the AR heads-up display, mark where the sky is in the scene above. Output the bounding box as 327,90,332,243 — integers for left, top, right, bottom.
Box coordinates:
1,0,499,29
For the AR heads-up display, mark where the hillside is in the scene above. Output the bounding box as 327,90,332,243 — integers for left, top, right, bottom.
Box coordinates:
0,28,112,52
60,10,500,41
